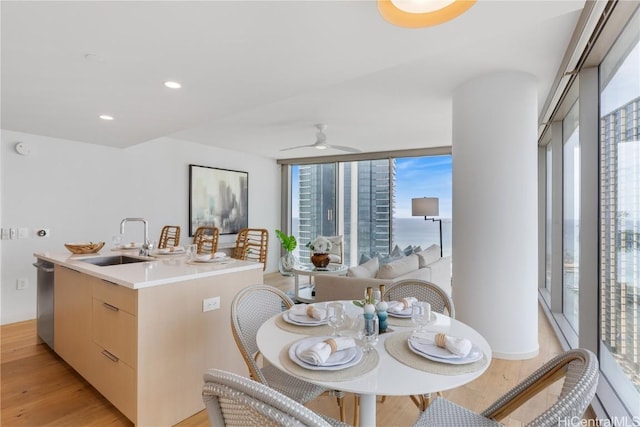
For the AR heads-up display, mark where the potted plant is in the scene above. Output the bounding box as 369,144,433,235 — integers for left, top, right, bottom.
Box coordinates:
306,236,332,268
275,229,297,276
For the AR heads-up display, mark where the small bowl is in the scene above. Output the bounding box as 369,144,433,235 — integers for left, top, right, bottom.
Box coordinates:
65,242,105,254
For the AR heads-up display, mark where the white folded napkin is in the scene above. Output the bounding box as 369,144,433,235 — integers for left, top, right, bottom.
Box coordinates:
298,337,356,366
213,252,226,259
290,304,327,321
387,297,418,314
435,333,472,357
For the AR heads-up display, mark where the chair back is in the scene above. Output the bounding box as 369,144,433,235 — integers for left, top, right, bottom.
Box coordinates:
232,228,269,270
481,348,599,426
158,225,181,249
193,226,219,254
383,279,455,318
322,235,343,264
202,369,332,427
230,285,293,385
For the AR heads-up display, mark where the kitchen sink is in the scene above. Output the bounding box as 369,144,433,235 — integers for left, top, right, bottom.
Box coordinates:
79,255,152,267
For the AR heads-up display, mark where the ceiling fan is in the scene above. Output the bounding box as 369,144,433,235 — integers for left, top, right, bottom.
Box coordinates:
280,124,361,153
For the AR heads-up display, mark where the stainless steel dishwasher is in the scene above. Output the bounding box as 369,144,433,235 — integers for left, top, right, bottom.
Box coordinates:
33,259,55,349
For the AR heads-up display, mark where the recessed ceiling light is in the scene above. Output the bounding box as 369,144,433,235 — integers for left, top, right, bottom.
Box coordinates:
99,115,114,121
164,81,182,89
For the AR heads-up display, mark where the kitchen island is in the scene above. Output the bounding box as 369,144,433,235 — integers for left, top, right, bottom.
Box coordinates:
34,250,263,426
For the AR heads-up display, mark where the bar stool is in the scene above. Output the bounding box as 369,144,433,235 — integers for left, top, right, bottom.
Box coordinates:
193,226,219,255
158,225,181,249
231,228,268,270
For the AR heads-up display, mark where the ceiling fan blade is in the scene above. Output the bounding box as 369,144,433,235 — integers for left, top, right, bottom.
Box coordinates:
279,144,315,152
328,144,361,153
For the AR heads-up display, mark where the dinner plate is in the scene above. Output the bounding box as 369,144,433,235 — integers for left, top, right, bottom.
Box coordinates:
408,337,483,364
155,249,185,256
282,311,327,326
192,256,231,263
113,244,140,250
289,336,362,370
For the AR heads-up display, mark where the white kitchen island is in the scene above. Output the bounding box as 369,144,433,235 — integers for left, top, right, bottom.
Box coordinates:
34,250,263,427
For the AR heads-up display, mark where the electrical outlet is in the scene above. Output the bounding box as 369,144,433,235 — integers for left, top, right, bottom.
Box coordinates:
203,296,220,312
16,278,28,290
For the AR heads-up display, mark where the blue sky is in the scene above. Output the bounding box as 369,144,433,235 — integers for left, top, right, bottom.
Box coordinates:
395,155,452,218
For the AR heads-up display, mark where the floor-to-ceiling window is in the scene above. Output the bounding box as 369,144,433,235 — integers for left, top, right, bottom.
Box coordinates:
563,101,580,333
599,8,640,414
539,2,639,419
283,150,451,267
392,155,452,257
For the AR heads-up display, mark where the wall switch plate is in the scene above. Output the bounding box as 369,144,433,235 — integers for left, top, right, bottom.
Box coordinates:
1,229,9,240
9,228,17,240
16,278,28,290
18,227,29,239
203,296,220,312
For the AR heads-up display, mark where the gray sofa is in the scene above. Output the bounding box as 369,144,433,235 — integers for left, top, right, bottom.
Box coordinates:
313,244,451,302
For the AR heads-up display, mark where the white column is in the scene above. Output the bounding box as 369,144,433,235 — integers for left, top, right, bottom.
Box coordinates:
452,71,539,359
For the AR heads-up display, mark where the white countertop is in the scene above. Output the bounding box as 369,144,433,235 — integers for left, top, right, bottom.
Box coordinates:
34,250,262,290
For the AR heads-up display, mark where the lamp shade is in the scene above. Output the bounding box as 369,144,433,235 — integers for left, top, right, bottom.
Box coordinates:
412,197,439,217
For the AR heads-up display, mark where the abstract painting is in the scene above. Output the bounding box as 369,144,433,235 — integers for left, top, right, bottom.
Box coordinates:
189,164,248,235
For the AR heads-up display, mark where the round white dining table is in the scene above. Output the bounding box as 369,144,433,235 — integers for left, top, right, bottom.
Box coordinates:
256,303,492,427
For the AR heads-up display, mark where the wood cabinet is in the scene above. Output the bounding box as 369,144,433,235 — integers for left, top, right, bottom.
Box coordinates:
52,263,262,426
54,266,92,378
90,277,137,420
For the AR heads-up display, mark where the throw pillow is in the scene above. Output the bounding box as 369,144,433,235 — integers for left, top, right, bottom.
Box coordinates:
322,235,343,263
416,244,441,268
390,245,405,259
347,257,379,278
359,253,371,265
403,245,414,256
376,254,419,279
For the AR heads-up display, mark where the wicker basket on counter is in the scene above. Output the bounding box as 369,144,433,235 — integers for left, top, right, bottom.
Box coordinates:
64,242,105,254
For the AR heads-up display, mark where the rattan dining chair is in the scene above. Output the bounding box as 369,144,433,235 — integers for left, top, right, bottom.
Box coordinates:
412,348,599,427
193,226,219,254
231,228,269,270
158,225,181,249
203,369,350,427
230,285,347,422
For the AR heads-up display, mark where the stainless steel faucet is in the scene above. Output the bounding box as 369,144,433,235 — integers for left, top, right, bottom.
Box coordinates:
120,218,152,256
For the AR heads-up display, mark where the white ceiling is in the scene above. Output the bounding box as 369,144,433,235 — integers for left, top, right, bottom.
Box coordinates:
1,1,584,159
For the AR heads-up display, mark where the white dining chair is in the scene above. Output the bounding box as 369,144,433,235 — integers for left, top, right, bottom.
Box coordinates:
413,348,599,427
203,368,350,427
230,285,348,422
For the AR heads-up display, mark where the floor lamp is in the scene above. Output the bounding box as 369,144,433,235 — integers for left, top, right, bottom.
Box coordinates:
411,197,443,257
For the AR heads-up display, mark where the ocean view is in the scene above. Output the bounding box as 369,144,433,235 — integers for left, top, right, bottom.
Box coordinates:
292,217,452,260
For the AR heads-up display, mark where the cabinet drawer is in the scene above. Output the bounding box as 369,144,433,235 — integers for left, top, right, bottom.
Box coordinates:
89,342,136,422
92,298,136,367
92,277,137,315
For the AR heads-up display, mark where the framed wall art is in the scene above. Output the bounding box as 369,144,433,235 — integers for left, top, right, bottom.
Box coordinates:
189,164,248,236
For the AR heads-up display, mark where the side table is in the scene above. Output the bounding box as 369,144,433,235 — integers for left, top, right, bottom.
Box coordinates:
292,264,348,303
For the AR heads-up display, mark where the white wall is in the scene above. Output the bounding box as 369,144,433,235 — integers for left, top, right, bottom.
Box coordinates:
0,130,280,325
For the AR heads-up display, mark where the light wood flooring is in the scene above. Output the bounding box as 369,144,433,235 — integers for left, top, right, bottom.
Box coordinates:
1,272,590,426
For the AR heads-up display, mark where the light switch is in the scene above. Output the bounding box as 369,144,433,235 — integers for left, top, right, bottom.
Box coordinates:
18,228,29,239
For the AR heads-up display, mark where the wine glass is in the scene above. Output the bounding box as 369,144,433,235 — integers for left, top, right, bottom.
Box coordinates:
411,301,432,337
327,302,345,336
356,313,379,352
